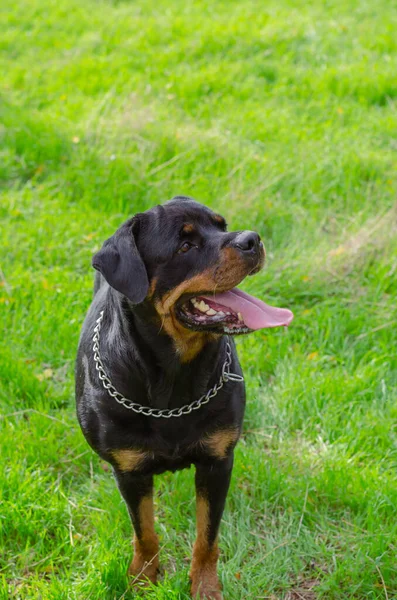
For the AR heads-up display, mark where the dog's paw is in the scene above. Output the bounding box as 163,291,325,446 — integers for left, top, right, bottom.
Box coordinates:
191,579,223,600
196,592,223,600
128,555,159,588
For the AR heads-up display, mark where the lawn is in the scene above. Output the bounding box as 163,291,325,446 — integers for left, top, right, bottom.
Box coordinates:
1,0,397,598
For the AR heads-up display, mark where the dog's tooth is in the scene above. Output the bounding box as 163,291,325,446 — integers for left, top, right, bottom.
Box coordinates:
206,308,216,316
218,311,225,317
198,301,209,312
238,312,243,322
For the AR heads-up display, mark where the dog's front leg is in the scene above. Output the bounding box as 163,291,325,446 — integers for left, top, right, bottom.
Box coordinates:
190,455,234,600
114,471,159,587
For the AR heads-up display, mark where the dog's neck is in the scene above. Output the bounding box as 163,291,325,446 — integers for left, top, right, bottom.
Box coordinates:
114,295,226,410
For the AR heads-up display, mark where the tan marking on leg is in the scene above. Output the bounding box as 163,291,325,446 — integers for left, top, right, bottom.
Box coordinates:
111,449,150,472
129,495,159,586
204,428,239,459
190,497,222,599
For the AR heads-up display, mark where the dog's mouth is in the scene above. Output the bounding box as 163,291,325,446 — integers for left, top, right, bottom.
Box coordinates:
176,287,293,335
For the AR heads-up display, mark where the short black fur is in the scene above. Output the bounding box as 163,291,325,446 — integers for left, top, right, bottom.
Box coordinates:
75,196,265,597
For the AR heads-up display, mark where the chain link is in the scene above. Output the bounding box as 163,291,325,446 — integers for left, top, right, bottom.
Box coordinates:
92,310,244,418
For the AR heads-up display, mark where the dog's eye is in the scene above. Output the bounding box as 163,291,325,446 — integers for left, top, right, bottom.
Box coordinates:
178,241,194,254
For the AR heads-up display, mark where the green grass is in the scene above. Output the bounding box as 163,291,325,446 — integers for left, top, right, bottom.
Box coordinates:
1,0,397,597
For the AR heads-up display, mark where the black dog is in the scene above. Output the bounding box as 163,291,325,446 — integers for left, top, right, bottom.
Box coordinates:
75,196,292,599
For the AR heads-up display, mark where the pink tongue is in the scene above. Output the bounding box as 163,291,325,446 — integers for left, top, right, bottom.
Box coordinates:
202,288,293,331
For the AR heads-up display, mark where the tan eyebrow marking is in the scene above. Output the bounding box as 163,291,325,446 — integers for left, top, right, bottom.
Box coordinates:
182,223,195,234
213,214,226,226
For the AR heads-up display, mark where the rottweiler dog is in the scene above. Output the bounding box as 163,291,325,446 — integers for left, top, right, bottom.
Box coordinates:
75,196,293,599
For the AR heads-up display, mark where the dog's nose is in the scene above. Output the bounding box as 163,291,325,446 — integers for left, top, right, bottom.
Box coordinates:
234,231,261,253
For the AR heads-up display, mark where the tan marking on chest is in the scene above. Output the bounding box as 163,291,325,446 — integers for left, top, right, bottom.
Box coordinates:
203,427,239,459
111,449,152,472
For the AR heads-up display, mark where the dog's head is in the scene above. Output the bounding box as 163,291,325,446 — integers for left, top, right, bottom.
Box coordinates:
93,196,292,358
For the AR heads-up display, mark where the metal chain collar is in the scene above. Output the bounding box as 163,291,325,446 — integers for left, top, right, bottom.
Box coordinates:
92,310,244,418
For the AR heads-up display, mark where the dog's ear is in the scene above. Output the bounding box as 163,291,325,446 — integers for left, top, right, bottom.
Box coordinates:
92,217,149,304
